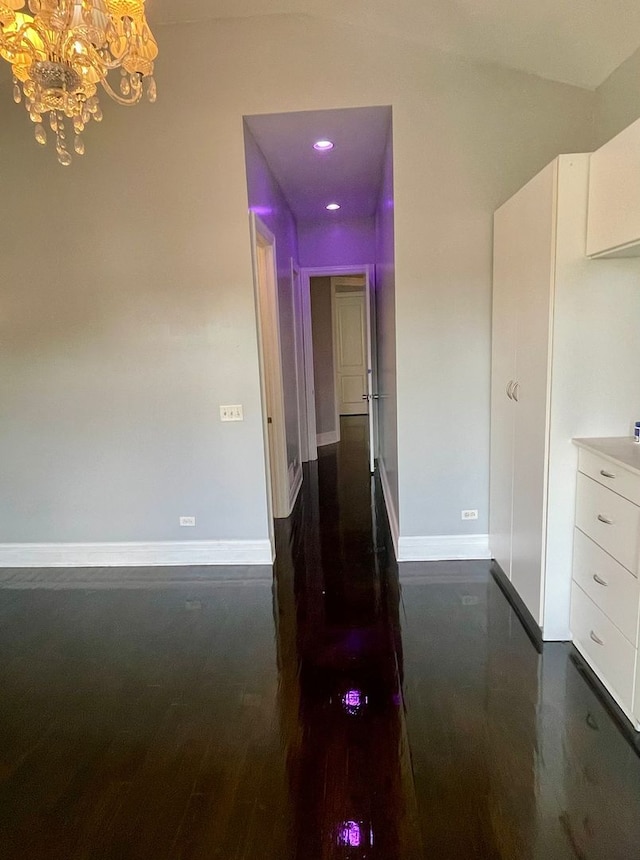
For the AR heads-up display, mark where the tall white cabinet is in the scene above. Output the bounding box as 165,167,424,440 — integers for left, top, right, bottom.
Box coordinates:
490,154,640,641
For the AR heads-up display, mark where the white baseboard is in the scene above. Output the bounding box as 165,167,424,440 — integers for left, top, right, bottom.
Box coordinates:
0,540,274,569
317,430,339,447
398,534,490,562
378,458,399,559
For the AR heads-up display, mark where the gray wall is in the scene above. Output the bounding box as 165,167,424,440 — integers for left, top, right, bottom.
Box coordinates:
310,278,337,438
0,14,597,550
594,45,640,146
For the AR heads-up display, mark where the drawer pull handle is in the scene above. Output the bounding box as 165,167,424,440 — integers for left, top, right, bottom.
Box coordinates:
590,630,605,646
600,469,616,479
593,574,608,587
597,514,613,525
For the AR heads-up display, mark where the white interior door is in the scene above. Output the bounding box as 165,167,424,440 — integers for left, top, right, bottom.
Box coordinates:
333,291,368,416
490,197,519,578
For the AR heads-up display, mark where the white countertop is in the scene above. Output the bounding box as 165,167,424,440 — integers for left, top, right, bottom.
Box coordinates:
573,437,640,477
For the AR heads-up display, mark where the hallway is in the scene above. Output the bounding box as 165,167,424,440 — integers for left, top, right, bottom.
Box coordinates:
1,417,640,857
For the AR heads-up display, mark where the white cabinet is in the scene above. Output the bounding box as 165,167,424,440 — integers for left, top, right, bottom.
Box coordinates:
490,154,640,641
571,442,640,729
587,116,640,258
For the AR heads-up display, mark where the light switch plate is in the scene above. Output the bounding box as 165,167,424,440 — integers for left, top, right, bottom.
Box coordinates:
220,405,243,422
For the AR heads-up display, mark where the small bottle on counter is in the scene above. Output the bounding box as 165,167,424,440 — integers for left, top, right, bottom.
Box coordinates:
635,422,640,443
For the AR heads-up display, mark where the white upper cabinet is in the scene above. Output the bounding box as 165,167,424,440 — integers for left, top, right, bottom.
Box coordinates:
587,116,640,258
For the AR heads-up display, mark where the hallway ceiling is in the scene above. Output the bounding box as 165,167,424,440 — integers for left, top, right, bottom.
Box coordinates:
148,0,640,90
245,107,391,222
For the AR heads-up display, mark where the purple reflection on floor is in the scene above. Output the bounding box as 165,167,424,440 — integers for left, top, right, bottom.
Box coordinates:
337,820,361,847
341,689,368,715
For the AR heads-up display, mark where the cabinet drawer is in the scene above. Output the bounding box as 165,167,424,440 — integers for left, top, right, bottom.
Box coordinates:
575,473,640,574
571,583,637,711
578,448,640,506
573,528,640,644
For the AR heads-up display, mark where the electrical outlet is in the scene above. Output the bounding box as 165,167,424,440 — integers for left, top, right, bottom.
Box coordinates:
179,516,196,527
220,405,243,422
461,509,479,520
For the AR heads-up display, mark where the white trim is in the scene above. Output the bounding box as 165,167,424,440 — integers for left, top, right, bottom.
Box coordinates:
0,540,274,568
317,430,339,447
250,213,289,520
300,269,318,462
397,534,491,562
378,458,399,559
364,267,377,474
330,282,341,434
291,259,310,464
289,460,303,510
301,265,375,467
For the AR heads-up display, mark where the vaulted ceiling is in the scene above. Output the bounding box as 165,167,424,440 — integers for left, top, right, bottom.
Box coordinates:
148,0,640,90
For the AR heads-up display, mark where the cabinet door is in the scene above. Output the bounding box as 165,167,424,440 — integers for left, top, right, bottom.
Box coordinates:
510,162,557,626
489,201,518,577
587,116,640,258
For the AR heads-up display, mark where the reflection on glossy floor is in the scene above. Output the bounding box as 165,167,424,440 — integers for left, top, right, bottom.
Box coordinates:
2,417,640,858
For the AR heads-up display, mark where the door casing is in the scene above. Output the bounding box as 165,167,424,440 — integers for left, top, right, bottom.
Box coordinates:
250,213,294,523
301,265,377,472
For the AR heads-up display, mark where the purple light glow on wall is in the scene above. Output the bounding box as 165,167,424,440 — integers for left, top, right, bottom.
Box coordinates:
249,205,275,217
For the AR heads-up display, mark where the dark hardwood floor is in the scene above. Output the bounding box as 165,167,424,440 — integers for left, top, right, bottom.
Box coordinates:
1,415,640,858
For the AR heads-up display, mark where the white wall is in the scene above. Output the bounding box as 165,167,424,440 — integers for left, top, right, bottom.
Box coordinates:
0,14,597,559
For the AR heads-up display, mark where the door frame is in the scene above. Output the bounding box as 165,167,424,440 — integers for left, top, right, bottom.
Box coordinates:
300,264,376,471
291,258,311,465
250,213,290,521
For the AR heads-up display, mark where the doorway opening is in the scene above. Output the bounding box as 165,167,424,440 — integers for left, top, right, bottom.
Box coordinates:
305,266,377,474
243,105,396,533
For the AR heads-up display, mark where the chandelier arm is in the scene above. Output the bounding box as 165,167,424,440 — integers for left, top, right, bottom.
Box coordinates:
99,39,147,73
100,74,143,106
97,52,129,71
1,25,39,60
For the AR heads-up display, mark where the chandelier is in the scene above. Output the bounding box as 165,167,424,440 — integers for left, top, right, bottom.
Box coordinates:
0,0,157,165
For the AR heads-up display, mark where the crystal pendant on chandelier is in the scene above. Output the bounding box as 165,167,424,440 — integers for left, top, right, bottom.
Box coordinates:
0,0,158,165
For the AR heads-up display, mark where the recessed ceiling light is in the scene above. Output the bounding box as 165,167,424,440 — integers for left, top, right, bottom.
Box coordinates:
314,139,334,151
326,203,341,211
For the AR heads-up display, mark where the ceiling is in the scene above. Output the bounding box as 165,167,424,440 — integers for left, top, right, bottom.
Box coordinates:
148,0,640,90
244,107,391,222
